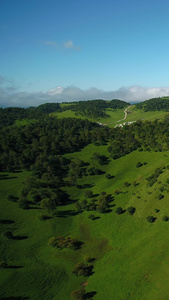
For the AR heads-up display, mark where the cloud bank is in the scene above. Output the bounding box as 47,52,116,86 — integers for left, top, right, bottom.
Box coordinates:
1,76,169,107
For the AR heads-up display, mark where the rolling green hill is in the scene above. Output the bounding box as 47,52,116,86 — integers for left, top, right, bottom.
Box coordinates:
1,98,169,299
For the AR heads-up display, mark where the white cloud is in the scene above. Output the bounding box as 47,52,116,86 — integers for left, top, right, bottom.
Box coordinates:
41,40,80,51
48,86,64,96
41,40,57,46
64,40,74,49
1,77,169,107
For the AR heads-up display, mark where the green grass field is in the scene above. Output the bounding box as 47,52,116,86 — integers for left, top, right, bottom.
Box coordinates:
51,105,169,128
125,105,169,123
51,108,126,126
1,145,169,299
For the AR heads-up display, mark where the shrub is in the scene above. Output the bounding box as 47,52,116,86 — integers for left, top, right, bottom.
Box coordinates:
155,208,160,213
123,181,130,187
71,288,85,300
4,231,13,239
105,174,112,179
88,214,96,220
115,207,123,214
48,236,83,250
158,194,164,200
18,197,29,209
136,162,143,168
127,206,136,215
83,256,95,263
0,261,7,268
84,190,93,198
147,216,156,223
72,262,94,277
114,189,122,195
38,214,49,221
162,215,169,221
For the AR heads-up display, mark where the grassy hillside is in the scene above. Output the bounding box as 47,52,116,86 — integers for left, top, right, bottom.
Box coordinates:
125,105,169,123
1,145,169,299
51,104,169,127
52,108,125,126
2,98,169,299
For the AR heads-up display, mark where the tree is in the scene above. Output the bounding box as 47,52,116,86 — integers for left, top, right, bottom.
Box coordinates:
115,207,124,214
136,161,143,168
72,262,94,277
158,194,164,200
84,190,93,198
162,215,169,221
127,206,136,215
147,216,156,223
18,197,29,209
71,288,85,300
40,198,56,212
0,261,7,268
88,214,96,220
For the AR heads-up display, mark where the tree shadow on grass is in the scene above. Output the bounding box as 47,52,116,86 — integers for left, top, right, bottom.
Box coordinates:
56,210,78,218
104,209,112,213
92,216,100,220
0,219,15,225
0,176,17,180
0,297,29,300
6,265,24,269
12,235,28,240
84,291,97,299
77,184,94,189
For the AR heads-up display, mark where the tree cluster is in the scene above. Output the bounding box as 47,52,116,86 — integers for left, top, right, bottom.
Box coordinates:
48,236,83,250
136,98,169,112
72,262,94,277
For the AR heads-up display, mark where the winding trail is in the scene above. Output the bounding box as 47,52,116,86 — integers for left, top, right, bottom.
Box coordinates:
116,105,131,123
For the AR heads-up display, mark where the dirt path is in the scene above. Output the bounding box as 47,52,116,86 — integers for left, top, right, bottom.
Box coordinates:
116,105,131,123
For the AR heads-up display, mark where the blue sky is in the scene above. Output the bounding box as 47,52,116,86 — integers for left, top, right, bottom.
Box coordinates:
1,0,169,106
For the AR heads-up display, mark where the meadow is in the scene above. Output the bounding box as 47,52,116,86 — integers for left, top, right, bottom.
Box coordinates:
52,105,169,128
1,143,169,299
1,100,169,299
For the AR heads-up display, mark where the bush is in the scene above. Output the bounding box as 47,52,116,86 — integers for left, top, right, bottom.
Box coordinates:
123,181,130,187
136,162,143,168
114,189,122,195
88,214,96,220
0,261,7,268
147,216,156,223
71,288,85,300
83,256,95,263
84,190,93,198
38,214,49,221
48,236,83,250
158,194,164,200
72,262,94,277
127,206,136,215
18,197,29,209
155,208,160,213
4,231,13,239
105,174,112,179
115,207,123,214
162,215,169,222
